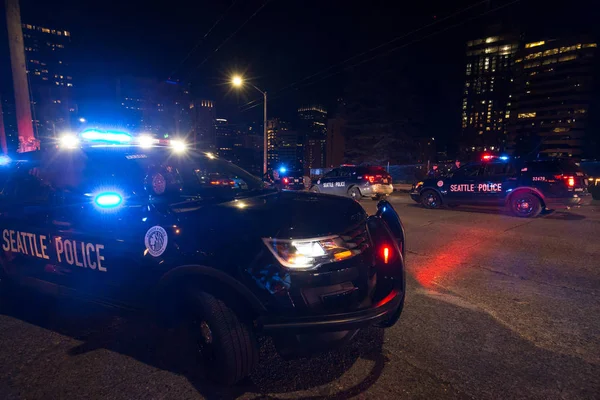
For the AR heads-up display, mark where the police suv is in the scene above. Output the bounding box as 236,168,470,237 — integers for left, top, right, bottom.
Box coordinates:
0,131,406,385
310,165,393,200
410,156,591,217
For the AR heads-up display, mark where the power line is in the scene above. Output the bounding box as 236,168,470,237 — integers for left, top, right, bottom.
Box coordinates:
187,0,272,78
238,0,491,110
168,0,240,79
240,0,523,112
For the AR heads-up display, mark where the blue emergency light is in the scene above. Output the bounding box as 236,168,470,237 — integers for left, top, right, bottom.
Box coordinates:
279,167,287,174
81,129,132,144
0,155,11,166
499,156,509,161
94,192,123,208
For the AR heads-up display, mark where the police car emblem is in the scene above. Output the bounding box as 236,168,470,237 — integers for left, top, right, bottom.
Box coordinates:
437,180,444,187
144,226,168,257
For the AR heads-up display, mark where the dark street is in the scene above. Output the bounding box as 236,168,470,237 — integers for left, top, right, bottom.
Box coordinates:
1,194,598,399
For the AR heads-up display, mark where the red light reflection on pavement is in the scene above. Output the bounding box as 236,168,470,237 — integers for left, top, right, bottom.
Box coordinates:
413,230,483,288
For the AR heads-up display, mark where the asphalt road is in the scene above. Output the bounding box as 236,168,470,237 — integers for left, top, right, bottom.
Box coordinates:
1,195,599,399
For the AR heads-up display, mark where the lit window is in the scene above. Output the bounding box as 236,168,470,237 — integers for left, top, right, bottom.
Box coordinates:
558,54,577,62
41,28,50,33
518,112,536,119
67,83,73,87
525,41,545,48
485,37,498,44
525,52,542,60
543,48,559,56
64,31,70,36
583,43,597,48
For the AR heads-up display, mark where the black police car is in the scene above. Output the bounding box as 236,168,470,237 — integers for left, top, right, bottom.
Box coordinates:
310,165,393,200
410,156,591,217
280,168,306,190
0,132,406,385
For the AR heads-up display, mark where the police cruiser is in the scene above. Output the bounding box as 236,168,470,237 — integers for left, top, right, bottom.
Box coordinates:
410,155,592,217
0,130,406,385
310,165,393,200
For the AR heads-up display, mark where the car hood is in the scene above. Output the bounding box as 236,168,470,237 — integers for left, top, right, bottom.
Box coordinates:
174,190,367,239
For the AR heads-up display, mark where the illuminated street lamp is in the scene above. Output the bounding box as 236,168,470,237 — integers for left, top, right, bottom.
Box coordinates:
231,75,267,175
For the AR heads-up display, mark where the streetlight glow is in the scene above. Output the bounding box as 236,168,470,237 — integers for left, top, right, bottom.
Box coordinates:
79,117,86,123
232,76,243,87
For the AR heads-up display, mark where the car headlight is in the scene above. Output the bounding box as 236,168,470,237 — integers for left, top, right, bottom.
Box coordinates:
262,236,356,270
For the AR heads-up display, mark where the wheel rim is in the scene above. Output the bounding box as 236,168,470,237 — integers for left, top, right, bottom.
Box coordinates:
350,189,358,198
193,319,216,364
424,193,439,208
514,197,534,215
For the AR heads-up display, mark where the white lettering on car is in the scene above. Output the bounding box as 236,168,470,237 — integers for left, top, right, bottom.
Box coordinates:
0,229,106,272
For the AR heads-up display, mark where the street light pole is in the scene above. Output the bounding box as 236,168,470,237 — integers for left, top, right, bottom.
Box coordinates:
262,90,267,176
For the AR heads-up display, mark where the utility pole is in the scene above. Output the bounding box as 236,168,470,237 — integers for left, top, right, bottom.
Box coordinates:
5,0,37,152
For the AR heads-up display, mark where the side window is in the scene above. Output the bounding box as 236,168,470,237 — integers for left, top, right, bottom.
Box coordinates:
454,164,481,178
338,168,351,178
484,163,510,177
4,168,54,206
324,169,339,178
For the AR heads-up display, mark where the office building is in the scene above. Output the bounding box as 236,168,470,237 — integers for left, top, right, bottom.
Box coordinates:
117,77,196,139
22,23,75,138
298,105,327,169
193,99,216,150
214,118,240,161
326,117,345,167
507,39,597,158
461,34,519,155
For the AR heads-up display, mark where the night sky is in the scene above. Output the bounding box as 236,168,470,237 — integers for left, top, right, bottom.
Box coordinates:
10,0,599,148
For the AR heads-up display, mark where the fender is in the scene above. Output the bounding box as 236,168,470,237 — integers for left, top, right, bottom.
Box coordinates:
159,264,267,314
505,186,546,206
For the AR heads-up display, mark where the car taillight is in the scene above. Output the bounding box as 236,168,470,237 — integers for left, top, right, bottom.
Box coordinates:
283,177,289,184
381,245,391,264
554,174,576,187
364,175,375,183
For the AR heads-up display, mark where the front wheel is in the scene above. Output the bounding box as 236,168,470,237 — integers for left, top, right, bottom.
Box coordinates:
309,185,320,193
420,190,442,209
510,192,542,218
348,187,362,200
189,292,258,385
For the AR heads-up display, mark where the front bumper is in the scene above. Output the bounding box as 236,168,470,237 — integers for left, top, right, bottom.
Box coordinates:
258,288,403,334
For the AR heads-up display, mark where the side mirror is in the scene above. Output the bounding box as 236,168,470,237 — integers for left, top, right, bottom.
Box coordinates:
376,200,405,259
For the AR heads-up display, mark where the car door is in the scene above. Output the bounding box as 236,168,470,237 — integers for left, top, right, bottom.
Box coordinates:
44,151,152,306
0,163,57,284
480,162,515,205
443,163,483,204
319,169,339,194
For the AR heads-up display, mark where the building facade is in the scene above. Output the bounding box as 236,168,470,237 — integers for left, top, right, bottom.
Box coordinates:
326,117,345,168
22,23,75,139
298,105,327,169
507,39,597,158
461,34,519,156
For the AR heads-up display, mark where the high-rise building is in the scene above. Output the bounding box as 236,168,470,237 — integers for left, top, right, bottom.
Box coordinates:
193,99,216,150
326,117,345,168
298,105,327,169
22,23,75,138
214,118,240,161
461,34,519,155
116,77,196,139
507,39,597,159
266,118,283,171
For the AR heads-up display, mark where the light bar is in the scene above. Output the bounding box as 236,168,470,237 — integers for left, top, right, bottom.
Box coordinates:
94,192,123,208
81,129,132,144
59,134,80,149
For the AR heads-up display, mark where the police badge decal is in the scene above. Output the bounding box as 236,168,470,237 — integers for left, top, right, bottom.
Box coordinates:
144,226,168,257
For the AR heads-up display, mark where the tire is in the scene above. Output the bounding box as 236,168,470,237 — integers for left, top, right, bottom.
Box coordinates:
348,186,362,200
420,190,442,209
189,292,258,385
592,187,600,200
309,185,320,193
510,192,542,218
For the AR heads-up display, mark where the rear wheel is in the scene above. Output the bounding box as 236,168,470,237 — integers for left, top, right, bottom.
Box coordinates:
510,192,542,218
348,187,362,200
420,190,442,209
188,292,258,385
